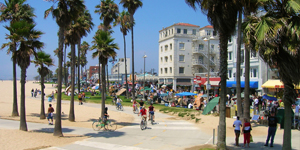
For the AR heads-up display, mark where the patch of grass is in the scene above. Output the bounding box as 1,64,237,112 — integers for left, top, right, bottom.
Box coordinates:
191,114,195,119
195,118,201,123
178,112,187,117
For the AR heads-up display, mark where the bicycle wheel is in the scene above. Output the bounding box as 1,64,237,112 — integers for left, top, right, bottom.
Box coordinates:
116,105,119,110
106,120,117,131
92,120,102,131
151,114,154,125
145,120,147,129
140,120,145,130
120,105,124,111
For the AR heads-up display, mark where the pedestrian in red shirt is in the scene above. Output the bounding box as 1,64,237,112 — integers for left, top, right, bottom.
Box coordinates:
242,118,252,148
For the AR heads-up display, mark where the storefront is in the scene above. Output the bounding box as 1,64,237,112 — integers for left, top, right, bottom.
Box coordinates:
262,80,300,98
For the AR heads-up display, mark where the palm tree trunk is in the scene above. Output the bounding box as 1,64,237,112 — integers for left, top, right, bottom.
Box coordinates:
101,60,106,118
243,10,251,122
217,32,228,150
64,44,68,87
12,42,19,117
69,44,75,122
282,81,294,150
131,14,135,101
77,40,81,93
123,34,129,99
54,27,64,137
106,65,109,91
40,71,46,119
236,10,242,117
19,67,27,131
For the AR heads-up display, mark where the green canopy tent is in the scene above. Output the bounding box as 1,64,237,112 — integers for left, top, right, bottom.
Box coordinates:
202,97,220,115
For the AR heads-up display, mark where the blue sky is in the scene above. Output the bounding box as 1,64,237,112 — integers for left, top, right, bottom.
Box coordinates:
0,0,210,80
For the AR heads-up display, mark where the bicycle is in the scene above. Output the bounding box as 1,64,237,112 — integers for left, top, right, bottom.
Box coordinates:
133,104,139,114
140,116,147,130
150,112,154,125
111,99,116,105
92,117,117,131
116,103,124,111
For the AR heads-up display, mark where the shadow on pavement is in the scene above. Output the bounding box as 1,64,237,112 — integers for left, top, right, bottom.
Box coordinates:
32,127,75,133
84,131,125,138
227,142,296,150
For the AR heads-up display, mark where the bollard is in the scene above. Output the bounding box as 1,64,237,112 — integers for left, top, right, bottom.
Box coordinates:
213,129,215,145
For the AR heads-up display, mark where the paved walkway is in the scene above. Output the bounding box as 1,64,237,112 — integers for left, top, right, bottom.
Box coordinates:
1,99,300,150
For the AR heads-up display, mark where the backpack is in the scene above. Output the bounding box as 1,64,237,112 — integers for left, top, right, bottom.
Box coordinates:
78,94,82,98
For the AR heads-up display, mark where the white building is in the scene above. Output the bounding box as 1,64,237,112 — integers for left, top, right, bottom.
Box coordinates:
111,58,130,75
227,25,278,95
158,23,220,91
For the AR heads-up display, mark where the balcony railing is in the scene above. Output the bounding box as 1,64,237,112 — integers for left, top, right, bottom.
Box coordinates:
192,59,207,70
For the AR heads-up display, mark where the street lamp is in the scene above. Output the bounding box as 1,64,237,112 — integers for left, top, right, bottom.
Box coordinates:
203,36,215,98
143,54,147,100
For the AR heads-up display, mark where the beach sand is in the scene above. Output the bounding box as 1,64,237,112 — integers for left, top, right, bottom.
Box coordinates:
0,80,134,150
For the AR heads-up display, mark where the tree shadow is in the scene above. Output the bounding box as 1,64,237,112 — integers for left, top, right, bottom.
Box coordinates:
29,113,41,117
84,130,125,138
31,127,75,133
227,142,297,150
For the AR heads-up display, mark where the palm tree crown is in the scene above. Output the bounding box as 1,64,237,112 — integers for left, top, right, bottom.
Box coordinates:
95,0,119,31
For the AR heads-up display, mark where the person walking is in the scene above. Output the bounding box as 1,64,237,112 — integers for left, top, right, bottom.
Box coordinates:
264,112,278,147
242,118,251,148
31,89,34,97
78,93,83,105
47,104,54,125
233,116,242,146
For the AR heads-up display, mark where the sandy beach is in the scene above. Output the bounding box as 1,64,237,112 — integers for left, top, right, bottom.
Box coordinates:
0,80,134,149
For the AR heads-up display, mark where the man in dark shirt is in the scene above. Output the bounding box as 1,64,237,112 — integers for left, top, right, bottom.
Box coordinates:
264,112,278,147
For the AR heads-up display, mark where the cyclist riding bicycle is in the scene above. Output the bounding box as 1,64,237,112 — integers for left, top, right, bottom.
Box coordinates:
116,96,122,108
139,100,144,111
133,99,137,111
148,103,155,121
138,106,147,121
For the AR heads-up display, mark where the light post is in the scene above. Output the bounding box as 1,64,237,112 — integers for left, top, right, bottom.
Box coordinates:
143,54,147,100
117,62,119,84
203,36,214,98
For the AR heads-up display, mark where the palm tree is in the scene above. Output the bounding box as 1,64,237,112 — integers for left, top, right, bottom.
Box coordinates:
32,51,54,119
76,10,94,94
95,0,119,91
186,1,239,149
120,0,143,101
114,10,131,99
243,1,300,149
0,0,35,117
3,20,43,131
91,30,119,118
44,0,84,136
80,41,89,85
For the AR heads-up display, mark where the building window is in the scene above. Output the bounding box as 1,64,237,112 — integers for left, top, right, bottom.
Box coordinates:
183,29,187,34
169,30,170,35
228,52,232,60
211,56,214,62
160,68,163,74
253,68,257,77
165,45,168,51
228,36,232,43
179,67,184,74
251,51,257,58
177,28,181,33
160,57,163,63
241,50,244,63
211,45,214,51
170,55,172,62
172,29,173,34
161,46,163,52
170,67,172,73
179,43,185,50
164,56,168,62
165,31,167,37
206,30,211,36
240,69,243,76
213,30,217,36
199,44,204,50
211,68,214,72
228,69,232,78
170,43,172,50
192,29,196,35
165,68,168,74
179,55,185,62
251,68,258,78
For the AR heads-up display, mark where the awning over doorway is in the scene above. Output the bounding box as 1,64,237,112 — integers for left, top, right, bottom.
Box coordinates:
226,81,258,88
204,81,220,86
261,80,300,89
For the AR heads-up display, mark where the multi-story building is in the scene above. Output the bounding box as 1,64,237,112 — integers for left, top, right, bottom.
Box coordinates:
111,58,130,75
88,65,100,79
227,25,278,95
158,23,220,91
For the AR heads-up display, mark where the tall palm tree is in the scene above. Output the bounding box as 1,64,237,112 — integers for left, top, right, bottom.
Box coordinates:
76,10,94,94
3,20,43,131
186,0,239,149
32,51,54,119
236,11,243,117
95,0,119,91
114,10,131,98
80,41,89,85
44,0,84,136
91,30,119,118
243,1,300,149
0,0,35,117
120,0,143,101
